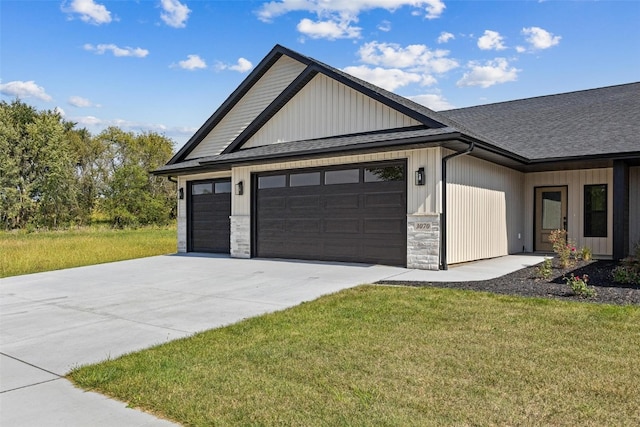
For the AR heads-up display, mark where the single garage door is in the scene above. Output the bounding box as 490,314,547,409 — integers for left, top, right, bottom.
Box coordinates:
188,179,231,253
255,161,406,266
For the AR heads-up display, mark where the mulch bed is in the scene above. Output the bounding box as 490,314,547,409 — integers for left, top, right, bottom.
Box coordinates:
377,259,640,306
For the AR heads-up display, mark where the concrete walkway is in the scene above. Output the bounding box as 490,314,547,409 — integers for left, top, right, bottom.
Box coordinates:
0,253,544,426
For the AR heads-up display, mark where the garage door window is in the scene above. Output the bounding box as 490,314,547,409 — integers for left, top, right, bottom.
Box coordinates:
365,166,405,182
325,169,359,185
258,175,286,189
192,183,213,195
290,172,320,187
215,181,232,193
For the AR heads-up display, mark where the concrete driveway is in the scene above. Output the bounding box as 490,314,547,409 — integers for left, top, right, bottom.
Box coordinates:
0,253,544,426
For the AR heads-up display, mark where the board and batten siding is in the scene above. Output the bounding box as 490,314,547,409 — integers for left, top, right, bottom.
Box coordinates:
630,166,640,247
523,168,613,256
231,147,442,217
445,153,525,265
186,55,307,159
243,74,422,149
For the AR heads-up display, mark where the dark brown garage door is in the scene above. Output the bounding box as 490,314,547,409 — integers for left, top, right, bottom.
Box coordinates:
255,161,406,266
188,179,231,253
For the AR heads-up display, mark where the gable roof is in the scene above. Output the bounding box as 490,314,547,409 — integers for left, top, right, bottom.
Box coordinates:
440,82,640,161
166,44,467,166
158,44,639,175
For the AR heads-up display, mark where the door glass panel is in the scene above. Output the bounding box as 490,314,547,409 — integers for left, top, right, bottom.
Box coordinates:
192,183,213,195
325,169,359,185
290,172,320,187
542,191,562,229
258,175,286,189
214,181,231,194
364,166,405,182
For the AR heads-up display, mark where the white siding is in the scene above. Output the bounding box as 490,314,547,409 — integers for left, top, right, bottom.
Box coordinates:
446,154,525,264
186,56,306,159
630,166,640,247
243,74,421,148
523,168,613,256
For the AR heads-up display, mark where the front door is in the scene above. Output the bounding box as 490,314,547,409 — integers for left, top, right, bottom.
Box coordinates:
535,186,567,252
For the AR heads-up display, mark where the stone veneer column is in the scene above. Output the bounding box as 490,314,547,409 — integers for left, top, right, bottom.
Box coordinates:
407,214,440,270
177,197,187,253
230,215,251,258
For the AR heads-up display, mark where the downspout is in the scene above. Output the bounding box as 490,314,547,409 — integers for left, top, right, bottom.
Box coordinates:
167,176,177,183
440,140,475,270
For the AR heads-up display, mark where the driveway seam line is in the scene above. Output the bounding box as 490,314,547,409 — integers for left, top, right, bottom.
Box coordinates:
0,377,64,394
0,351,63,378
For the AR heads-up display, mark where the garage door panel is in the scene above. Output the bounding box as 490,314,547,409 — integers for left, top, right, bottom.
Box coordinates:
364,192,404,208
256,162,406,266
260,196,286,210
364,218,405,234
287,218,321,233
288,195,321,209
189,179,231,253
324,218,360,234
324,193,360,209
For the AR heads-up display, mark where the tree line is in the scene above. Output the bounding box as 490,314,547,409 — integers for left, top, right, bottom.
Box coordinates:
0,99,176,230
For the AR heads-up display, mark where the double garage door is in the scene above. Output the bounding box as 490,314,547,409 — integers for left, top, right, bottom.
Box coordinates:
255,161,407,266
188,161,407,266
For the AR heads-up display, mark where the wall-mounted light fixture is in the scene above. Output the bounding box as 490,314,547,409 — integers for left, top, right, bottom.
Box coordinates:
235,180,244,195
415,167,425,186
178,187,184,199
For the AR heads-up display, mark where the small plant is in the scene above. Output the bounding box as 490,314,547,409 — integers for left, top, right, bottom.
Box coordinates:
536,257,553,279
580,246,592,261
549,229,577,268
564,274,596,298
612,242,640,285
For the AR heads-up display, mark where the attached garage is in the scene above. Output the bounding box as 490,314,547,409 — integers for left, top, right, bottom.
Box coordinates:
188,179,231,253
254,161,407,266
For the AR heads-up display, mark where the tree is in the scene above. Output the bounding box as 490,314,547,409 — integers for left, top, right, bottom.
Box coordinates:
97,127,175,227
0,100,79,229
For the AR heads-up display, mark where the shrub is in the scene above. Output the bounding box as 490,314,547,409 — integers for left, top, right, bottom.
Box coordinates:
536,258,553,279
580,246,592,261
564,274,596,298
612,242,640,285
549,229,578,268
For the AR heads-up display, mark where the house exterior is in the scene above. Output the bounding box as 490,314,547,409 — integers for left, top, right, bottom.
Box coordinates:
154,45,640,270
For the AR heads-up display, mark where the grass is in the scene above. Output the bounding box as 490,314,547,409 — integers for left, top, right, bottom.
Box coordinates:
0,225,176,278
68,286,640,426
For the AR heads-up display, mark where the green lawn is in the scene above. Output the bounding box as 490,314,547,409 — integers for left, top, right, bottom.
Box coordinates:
0,226,176,278
69,286,640,426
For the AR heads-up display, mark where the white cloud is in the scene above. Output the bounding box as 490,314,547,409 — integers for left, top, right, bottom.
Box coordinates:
257,1,445,40
408,93,455,110
378,20,392,32
257,0,446,22
477,30,506,51
457,58,520,88
297,17,361,40
342,65,423,92
515,46,526,53
63,0,112,25
174,54,207,70
522,27,561,50
160,0,191,28
358,41,458,73
0,80,52,101
84,43,149,58
437,31,454,44
68,96,98,107
216,58,253,73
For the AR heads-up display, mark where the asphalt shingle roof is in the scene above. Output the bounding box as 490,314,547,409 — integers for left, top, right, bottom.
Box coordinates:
440,82,640,160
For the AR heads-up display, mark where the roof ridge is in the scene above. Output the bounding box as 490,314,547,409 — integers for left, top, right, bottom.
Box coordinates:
442,81,640,113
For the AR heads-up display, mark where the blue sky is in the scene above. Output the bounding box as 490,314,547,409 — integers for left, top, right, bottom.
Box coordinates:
2,0,639,148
